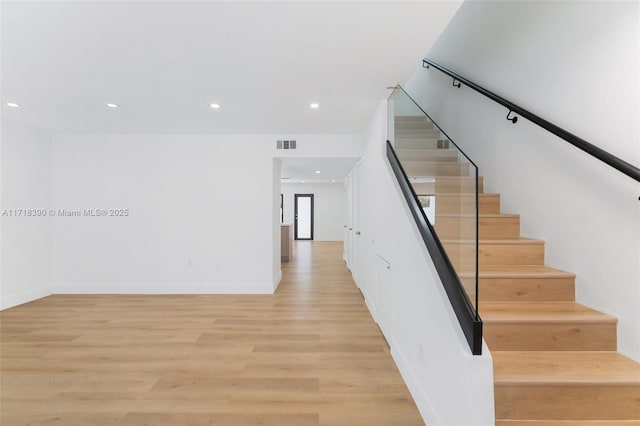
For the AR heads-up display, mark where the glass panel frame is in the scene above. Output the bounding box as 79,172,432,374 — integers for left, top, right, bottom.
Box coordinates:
387,86,480,318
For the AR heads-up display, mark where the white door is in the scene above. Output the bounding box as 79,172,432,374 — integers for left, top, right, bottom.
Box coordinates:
351,161,360,285
344,173,353,268
294,194,313,240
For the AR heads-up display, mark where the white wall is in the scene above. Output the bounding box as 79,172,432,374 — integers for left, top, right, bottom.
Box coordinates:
272,159,282,289
0,120,52,309
281,182,344,241
50,133,362,295
349,101,494,425
405,1,640,360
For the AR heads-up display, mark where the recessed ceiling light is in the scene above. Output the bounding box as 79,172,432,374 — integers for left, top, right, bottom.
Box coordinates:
5,102,20,108
310,103,319,109
315,170,321,174
210,103,221,109
301,180,305,183
106,103,118,108
332,180,336,183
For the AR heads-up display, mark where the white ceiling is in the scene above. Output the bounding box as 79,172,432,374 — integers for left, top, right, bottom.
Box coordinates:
0,1,461,134
281,157,358,183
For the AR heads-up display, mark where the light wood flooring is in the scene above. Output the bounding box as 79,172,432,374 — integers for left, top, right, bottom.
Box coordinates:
0,241,423,426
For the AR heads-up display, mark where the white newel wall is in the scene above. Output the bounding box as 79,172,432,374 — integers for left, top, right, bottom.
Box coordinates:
1,120,53,309
347,101,494,426
272,158,282,290
404,1,640,360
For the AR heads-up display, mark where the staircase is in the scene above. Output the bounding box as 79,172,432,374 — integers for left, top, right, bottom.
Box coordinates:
394,116,640,424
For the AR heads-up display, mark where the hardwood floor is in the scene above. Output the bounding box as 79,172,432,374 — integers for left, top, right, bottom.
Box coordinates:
0,241,423,426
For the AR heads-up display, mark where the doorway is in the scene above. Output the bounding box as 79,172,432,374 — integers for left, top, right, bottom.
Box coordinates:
294,194,314,240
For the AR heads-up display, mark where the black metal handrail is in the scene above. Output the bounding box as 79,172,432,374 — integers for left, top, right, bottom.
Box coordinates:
386,140,483,355
423,58,640,183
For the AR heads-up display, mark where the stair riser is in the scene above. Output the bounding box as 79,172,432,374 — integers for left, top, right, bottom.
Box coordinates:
445,243,545,266
435,216,520,239
411,182,435,194
405,163,470,177
435,195,501,214
495,384,640,420
474,277,575,302
484,322,617,351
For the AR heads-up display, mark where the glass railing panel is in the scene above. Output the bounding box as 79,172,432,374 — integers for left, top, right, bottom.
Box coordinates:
388,86,479,317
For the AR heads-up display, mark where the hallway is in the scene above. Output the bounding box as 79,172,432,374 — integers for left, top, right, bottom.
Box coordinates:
0,241,423,426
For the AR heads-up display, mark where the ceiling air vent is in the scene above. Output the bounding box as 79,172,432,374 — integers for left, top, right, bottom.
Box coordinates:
277,139,297,150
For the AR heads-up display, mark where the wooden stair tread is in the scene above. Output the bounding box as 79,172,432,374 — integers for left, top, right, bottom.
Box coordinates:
436,213,519,218
434,192,500,197
482,302,617,323
403,160,465,165
395,137,441,141
395,148,455,152
411,176,483,183
396,132,441,137
428,176,477,180
459,265,576,278
442,237,545,245
496,421,640,425
493,351,640,384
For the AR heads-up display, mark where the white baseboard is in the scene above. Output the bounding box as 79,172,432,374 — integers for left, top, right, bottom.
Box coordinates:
389,340,433,426
0,286,51,310
363,291,378,323
272,270,282,292
53,282,275,295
